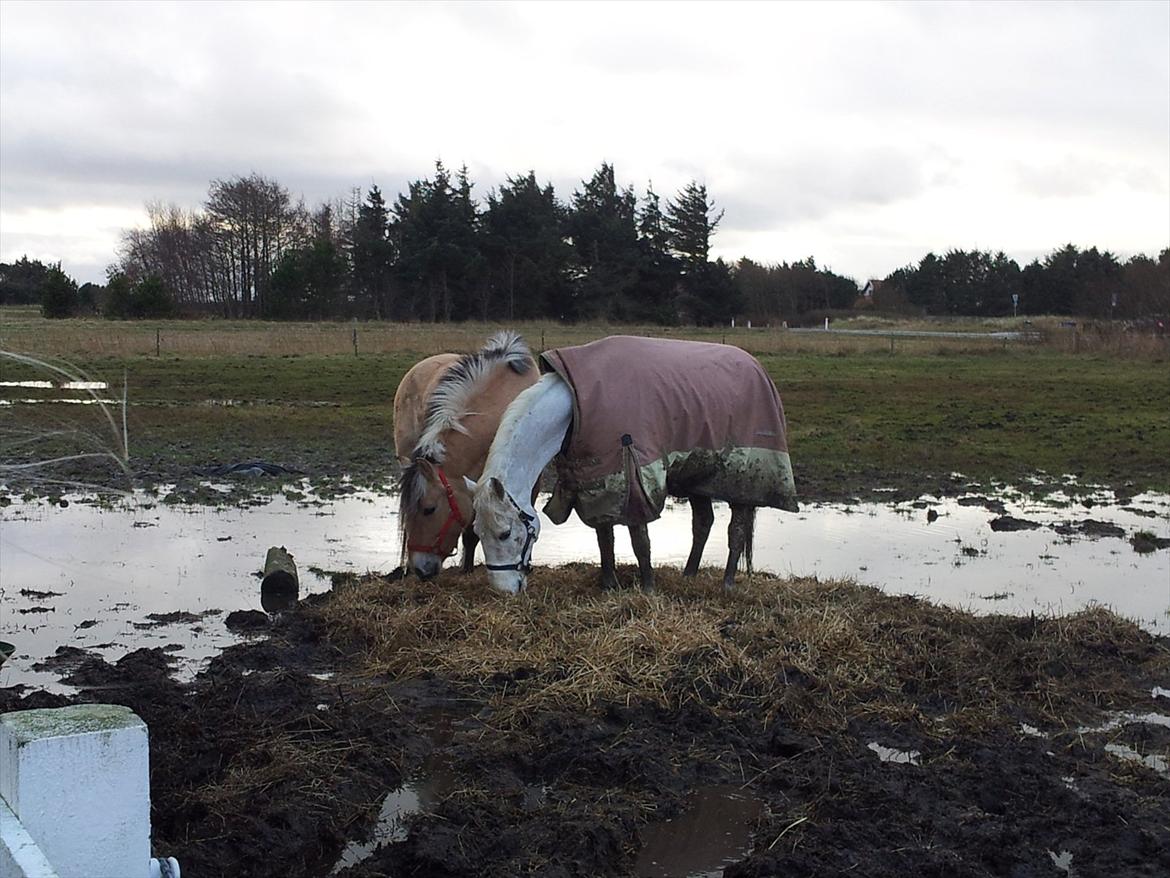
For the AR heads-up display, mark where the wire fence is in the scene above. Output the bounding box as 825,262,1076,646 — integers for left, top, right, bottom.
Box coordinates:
2,309,1166,360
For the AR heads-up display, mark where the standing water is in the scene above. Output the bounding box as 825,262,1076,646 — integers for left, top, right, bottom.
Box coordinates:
1,483,1167,690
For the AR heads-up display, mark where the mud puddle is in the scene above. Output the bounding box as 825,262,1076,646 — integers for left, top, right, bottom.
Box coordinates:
635,786,764,878
331,709,461,873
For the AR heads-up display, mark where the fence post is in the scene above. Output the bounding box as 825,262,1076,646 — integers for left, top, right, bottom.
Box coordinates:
155,329,160,357
352,327,358,357
1,705,152,878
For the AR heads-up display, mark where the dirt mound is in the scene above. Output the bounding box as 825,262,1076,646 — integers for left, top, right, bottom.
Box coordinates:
2,568,1168,877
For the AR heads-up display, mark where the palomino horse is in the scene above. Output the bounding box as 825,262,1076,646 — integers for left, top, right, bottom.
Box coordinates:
466,336,799,594
396,331,538,578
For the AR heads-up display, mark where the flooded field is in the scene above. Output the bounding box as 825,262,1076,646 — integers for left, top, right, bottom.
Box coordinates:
3,480,1168,877
2,481,1167,690
6,319,1169,875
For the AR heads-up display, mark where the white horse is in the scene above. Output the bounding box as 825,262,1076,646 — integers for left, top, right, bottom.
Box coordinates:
465,336,798,594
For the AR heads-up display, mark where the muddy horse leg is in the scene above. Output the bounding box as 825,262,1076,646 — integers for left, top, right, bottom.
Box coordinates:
460,527,479,574
723,505,757,590
628,523,654,591
683,495,714,577
596,525,620,591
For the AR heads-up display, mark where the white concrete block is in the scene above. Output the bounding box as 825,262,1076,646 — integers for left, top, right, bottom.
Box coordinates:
0,705,150,878
1,797,60,878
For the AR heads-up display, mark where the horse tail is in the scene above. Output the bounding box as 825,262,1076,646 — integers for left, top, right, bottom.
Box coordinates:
743,507,756,574
483,330,533,374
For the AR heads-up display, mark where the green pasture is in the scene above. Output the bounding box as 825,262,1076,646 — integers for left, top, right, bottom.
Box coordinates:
2,313,1168,501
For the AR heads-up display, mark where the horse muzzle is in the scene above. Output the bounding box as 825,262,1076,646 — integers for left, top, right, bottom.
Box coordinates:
410,552,443,580
486,568,525,595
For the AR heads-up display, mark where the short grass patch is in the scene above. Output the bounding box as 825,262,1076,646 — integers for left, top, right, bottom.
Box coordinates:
3,316,1168,499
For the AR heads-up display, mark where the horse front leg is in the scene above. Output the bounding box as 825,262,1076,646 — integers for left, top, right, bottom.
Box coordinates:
683,495,714,577
628,523,654,591
723,505,757,590
460,526,479,574
596,525,620,591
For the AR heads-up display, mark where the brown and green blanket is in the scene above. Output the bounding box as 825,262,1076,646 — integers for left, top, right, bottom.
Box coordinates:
540,335,799,528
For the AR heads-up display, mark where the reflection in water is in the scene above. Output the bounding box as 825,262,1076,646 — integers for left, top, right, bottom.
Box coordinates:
636,786,764,878
0,380,109,391
0,398,120,405
330,769,455,874
1049,850,1075,876
1,486,1167,690
1018,711,1170,779
1103,743,1170,777
328,708,525,874
60,381,109,390
868,742,921,765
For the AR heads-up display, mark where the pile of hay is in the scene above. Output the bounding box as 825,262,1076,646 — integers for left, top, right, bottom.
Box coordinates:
314,566,1167,734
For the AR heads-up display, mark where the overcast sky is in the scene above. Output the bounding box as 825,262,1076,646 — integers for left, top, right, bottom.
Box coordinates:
1,0,1167,286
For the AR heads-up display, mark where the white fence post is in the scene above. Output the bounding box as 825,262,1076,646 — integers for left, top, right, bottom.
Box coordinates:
1,705,151,878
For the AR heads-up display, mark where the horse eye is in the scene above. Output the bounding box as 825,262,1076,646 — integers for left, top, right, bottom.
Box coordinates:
498,530,511,541
423,506,437,516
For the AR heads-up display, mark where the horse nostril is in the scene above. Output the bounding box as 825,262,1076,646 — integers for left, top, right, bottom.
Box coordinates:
411,557,440,580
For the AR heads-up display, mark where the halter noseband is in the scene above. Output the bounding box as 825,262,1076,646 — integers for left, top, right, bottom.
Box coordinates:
407,464,467,559
484,490,537,574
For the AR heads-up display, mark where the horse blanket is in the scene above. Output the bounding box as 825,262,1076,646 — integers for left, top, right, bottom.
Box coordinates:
540,336,798,528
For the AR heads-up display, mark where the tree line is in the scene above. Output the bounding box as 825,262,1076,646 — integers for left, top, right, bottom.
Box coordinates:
2,162,1166,322
877,245,1169,319
109,163,740,324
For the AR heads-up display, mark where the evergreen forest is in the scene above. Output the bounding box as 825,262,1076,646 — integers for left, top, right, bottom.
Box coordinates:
3,163,1167,323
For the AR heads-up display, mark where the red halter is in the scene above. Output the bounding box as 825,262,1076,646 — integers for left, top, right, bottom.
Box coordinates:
406,465,468,559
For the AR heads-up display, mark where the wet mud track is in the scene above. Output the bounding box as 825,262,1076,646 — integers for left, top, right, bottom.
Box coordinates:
3,573,1169,878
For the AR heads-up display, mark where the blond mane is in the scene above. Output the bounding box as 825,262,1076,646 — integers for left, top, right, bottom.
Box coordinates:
413,330,532,463
397,332,533,547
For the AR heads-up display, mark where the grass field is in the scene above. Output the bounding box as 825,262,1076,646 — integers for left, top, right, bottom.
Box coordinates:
2,308,1168,501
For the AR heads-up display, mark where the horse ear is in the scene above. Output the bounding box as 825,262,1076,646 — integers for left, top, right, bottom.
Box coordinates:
463,475,478,493
488,477,506,501
415,457,436,480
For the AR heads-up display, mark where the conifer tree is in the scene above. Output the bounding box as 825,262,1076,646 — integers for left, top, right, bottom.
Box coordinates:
568,163,640,319
39,264,79,318
630,185,681,321
483,171,572,320
665,181,723,268
666,181,729,324
352,185,395,318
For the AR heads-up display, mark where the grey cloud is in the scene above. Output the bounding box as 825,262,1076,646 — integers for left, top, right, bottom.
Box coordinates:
1,230,118,285
574,34,732,77
1013,156,1166,199
716,147,936,233
819,3,1169,149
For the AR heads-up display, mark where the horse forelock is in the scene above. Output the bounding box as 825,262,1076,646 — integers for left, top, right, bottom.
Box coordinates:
471,483,514,532
483,330,534,375
396,457,429,535
414,332,533,459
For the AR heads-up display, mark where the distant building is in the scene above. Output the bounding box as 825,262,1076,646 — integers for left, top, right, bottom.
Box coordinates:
855,278,884,310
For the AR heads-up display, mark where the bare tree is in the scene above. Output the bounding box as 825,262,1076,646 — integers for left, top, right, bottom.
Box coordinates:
205,174,297,317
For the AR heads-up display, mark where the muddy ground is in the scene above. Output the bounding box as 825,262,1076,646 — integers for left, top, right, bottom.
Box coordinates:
3,569,1168,878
